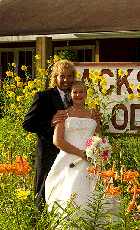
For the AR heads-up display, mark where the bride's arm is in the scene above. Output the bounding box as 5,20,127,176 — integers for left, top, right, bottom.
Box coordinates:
53,121,86,159
95,120,101,134
92,109,101,135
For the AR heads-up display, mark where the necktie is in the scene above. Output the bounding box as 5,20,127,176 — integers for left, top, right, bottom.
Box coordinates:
64,93,70,109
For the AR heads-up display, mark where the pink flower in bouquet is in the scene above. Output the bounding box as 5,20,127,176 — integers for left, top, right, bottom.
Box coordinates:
102,138,106,144
102,150,108,160
86,138,92,146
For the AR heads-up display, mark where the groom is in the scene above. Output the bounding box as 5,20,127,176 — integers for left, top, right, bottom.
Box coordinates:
22,60,100,211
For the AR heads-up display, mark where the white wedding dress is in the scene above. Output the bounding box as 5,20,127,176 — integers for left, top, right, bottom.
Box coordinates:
45,117,97,208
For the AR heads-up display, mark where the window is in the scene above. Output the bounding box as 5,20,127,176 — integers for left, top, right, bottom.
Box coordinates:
1,52,14,78
54,45,95,62
0,48,35,79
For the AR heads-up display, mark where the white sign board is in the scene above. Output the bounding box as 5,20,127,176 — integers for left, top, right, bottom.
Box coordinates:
75,63,140,134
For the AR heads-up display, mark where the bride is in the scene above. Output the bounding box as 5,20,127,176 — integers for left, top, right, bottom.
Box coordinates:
45,81,100,209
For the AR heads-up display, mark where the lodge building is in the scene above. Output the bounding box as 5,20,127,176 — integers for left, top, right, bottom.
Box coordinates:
1,32,140,79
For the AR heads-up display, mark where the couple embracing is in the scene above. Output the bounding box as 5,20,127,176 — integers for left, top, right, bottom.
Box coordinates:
23,60,101,211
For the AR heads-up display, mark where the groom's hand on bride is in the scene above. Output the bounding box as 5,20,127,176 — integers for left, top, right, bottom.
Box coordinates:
51,110,67,127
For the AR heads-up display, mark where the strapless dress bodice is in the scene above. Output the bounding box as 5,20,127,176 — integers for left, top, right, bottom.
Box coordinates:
64,117,97,150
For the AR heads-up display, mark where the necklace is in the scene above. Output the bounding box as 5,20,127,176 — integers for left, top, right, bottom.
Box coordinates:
71,106,86,112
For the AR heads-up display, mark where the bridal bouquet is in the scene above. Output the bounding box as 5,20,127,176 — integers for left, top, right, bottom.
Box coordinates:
84,136,111,166
70,136,111,168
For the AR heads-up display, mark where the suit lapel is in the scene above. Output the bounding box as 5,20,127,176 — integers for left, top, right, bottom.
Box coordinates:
51,88,65,110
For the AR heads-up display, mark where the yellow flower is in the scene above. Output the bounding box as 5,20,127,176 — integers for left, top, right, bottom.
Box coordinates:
23,86,29,93
89,69,94,74
87,88,94,95
137,85,140,90
94,71,100,77
17,82,23,87
17,105,23,111
128,93,135,100
100,76,105,81
28,81,34,88
9,92,16,98
129,83,134,88
35,54,41,60
17,96,23,102
16,106,23,113
4,85,10,90
54,55,59,59
25,86,29,90
16,187,30,200
95,98,100,105
6,71,13,77
88,99,96,109
137,93,140,99
94,77,99,83
37,88,41,91
27,133,33,140
39,69,46,75
125,71,128,75
85,98,89,103
89,73,94,79
76,72,82,77
118,69,124,76
47,60,51,63
100,79,107,86
12,63,16,67
10,84,16,89
15,76,21,82
53,55,59,63
32,90,37,97
36,79,41,85
21,65,27,71
102,88,107,94
25,92,31,98
23,89,26,93
11,104,16,109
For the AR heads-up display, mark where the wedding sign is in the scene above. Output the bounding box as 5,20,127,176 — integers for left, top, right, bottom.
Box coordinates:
75,63,140,134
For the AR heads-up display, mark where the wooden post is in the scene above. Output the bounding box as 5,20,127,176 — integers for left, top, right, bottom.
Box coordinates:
95,40,99,62
36,37,52,70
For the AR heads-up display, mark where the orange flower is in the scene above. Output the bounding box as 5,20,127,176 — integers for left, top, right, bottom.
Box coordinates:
99,169,116,179
108,186,120,196
86,166,95,173
0,156,32,175
126,185,137,216
124,170,139,181
112,145,119,150
0,164,8,173
86,165,98,177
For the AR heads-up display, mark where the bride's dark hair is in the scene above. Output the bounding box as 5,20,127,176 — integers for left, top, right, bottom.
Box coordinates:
70,81,86,92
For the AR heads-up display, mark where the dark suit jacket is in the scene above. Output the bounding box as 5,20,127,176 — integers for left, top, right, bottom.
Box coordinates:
23,87,72,207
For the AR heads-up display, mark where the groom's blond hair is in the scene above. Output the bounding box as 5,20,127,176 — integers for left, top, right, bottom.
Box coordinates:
50,60,77,88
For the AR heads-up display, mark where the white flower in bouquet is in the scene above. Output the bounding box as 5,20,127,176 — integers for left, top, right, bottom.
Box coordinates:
86,146,94,159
